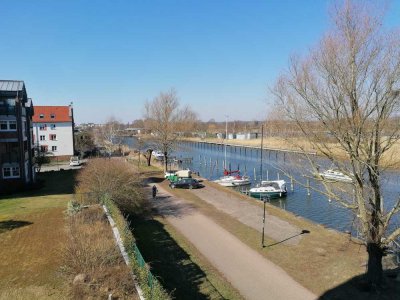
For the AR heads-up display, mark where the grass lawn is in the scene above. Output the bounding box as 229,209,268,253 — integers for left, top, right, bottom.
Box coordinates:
0,170,76,299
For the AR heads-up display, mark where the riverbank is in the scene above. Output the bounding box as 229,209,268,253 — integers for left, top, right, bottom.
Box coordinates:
131,155,400,298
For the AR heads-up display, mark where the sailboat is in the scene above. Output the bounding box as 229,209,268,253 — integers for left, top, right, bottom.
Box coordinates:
248,125,287,199
214,169,251,187
214,117,250,187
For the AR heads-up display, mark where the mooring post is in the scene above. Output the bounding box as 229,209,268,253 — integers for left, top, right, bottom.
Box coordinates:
266,169,269,181
290,176,294,191
277,172,280,180
254,167,257,181
307,179,311,196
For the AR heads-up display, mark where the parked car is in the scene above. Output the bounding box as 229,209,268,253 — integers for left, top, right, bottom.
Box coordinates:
169,178,202,189
69,156,81,166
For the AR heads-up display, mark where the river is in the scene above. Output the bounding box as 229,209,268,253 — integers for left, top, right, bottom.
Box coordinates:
123,137,400,236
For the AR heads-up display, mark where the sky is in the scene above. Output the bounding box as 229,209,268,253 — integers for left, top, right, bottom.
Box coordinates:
1,0,399,124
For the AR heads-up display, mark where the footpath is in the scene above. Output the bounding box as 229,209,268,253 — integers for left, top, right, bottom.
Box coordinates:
149,183,316,300
192,183,302,245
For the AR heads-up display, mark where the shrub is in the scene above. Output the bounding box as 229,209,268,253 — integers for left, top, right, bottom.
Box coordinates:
76,158,145,215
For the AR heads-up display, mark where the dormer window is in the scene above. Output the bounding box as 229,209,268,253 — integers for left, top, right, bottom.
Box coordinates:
39,114,44,119
50,114,55,119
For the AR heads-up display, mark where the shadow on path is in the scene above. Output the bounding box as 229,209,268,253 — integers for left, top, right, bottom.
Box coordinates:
129,216,225,300
0,220,33,233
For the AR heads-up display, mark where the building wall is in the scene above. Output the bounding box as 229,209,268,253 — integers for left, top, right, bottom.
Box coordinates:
33,122,74,156
0,86,35,192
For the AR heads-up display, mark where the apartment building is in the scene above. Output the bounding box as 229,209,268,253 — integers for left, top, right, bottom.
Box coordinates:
32,105,75,159
0,80,36,192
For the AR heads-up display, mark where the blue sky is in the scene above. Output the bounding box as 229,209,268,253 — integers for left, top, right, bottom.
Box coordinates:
1,1,399,124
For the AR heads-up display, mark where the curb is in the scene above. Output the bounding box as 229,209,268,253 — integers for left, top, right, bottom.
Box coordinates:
103,205,145,300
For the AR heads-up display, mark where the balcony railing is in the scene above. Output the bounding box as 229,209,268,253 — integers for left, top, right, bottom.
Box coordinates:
0,106,16,115
0,152,19,164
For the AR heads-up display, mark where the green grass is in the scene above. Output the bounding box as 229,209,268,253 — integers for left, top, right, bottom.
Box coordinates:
0,170,76,219
0,170,77,300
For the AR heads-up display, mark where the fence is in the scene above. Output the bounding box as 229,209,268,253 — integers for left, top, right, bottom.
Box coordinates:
133,243,156,292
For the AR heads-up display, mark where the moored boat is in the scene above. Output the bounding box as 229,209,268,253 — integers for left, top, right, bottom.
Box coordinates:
214,170,251,187
318,169,353,183
153,150,165,160
249,180,287,199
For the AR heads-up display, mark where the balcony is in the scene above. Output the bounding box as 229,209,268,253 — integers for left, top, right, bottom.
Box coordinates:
0,152,19,164
0,106,16,115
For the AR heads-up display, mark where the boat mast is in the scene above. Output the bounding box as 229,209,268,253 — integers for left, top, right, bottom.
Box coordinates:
260,124,264,182
224,115,228,170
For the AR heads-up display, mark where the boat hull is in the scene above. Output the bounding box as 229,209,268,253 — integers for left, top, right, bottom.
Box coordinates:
249,191,287,199
214,180,251,187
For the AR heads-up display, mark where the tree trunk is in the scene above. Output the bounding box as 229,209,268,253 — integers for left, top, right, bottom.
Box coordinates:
164,151,168,172
146,149,152,166
366,242,384,288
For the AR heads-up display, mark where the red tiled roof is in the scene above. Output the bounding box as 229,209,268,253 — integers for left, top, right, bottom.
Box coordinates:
32,106,72,123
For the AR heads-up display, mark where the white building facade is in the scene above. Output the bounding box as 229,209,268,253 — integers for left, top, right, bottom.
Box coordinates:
32,105,75,159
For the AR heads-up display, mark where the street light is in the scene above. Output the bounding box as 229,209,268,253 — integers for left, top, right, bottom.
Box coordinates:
137,137,141,173
261,195,269,248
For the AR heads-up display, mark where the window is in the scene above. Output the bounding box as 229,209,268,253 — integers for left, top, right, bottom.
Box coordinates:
49,134,56,141
3,167,11,177
0,120,17,131
52,146,57,151
40,135,45,141
50,114,55,119
39,124,47,131
50,124,56,130
40,145,48,153
0,121,7,130
39,114,44,119
12,166,20,177
2,166,20,178
9,121,17,130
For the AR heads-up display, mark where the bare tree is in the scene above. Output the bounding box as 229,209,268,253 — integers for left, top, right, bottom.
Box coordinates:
144,89,198,171
273,0,400,288
93,117,123,155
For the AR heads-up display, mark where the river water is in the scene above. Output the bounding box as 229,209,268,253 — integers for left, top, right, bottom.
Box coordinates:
123,137,400,235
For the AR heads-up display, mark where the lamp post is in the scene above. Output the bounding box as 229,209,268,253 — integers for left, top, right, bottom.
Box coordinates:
137,137,141,173
261,196,269,248
224,115,228,170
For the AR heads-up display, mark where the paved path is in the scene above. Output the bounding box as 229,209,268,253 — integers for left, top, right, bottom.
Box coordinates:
192,183,302,245
150,184,316,300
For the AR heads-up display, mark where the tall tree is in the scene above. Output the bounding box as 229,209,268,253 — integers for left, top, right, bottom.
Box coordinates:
273,0,400,288
144,89,198,171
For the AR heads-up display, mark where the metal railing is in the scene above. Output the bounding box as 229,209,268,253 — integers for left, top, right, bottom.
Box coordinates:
133,244,156,292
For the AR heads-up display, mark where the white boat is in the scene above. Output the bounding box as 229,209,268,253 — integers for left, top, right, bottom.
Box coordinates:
318,169,353,183
214,170,251,187
153,150,165,160
249,180,287,199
